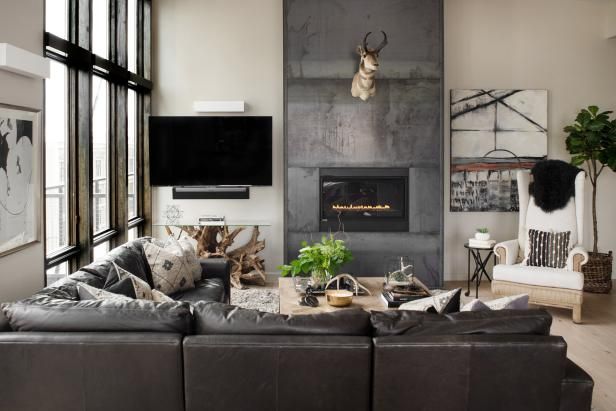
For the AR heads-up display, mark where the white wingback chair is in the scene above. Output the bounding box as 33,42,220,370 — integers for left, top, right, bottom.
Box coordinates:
492,170,589,323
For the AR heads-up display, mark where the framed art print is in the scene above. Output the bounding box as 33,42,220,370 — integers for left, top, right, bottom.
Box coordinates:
0,103,41,257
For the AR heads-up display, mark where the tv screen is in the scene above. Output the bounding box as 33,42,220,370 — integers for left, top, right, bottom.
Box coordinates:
149,116,272,186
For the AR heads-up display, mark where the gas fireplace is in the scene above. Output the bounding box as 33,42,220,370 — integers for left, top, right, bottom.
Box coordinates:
320,168,409,232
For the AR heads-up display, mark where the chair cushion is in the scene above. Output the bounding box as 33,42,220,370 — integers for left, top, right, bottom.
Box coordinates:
493,263,584,290
193,302,371,336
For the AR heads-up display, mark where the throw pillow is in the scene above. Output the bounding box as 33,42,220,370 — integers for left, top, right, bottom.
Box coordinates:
172,236,202,282
112,261,153,300
152,289,175,303
105,277,138,299
460,298,490,312
398,288,461,314
144,242,196,295
526,229,570,268
484,294,529,310
77,283,133,301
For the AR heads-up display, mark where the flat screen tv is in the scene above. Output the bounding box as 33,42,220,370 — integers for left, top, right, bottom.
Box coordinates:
149,116,272,186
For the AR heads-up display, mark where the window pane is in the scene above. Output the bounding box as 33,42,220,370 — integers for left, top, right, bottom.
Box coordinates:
46,261,69,286
92,0,109,58
45,0,68,40
128,227,138,241
127,89,138,219
93,242,110,261
92,76,109,234
127,0,137,72
45,61,69,254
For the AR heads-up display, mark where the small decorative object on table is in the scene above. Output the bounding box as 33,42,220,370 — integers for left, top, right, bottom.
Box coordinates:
325,290,354,307
468,228,495,249
279,234,353,290
381,257,432,308
163,204,183,225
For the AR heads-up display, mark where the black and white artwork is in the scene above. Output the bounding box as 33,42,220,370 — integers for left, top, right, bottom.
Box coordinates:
0,104,40,256
450,89,548,212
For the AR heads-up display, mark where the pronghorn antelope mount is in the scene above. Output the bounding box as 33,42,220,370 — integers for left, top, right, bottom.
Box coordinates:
351,31,388,101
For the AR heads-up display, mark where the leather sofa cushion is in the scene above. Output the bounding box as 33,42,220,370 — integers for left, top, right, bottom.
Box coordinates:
193,302,371,336
170,278,226,303
371,309,552,337
2,295,193,334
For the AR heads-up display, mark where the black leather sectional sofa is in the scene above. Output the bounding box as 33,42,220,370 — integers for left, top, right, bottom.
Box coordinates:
0,239,594,411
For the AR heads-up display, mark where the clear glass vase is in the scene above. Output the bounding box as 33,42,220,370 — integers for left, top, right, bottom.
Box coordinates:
311,269,332,288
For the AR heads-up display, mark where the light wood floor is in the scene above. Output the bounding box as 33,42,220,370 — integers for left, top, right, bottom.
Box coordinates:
448,280,616,411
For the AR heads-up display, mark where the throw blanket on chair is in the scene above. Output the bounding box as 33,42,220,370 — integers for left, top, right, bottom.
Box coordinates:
529,160,582,212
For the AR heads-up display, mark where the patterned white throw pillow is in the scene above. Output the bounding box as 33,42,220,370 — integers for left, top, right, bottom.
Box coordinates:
173,236,202,282
144,242,196,295
398,288,461,314
151,289,175,303
484,294,529,310
77,282,133,302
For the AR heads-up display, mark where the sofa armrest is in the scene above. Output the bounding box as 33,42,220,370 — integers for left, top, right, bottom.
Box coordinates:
567,246,588,272
560,358,594,411
494,239,519,265
200,258,230,300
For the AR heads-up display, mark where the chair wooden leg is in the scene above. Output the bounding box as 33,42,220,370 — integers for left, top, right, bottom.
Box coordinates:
572,304,582,324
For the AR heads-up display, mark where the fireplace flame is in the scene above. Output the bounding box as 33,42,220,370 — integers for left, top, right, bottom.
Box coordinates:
332,204,392,211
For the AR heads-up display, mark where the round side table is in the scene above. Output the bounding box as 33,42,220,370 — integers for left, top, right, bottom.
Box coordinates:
464,243,496,298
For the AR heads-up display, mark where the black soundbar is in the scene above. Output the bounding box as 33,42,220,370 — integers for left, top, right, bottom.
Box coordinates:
172,186,250,199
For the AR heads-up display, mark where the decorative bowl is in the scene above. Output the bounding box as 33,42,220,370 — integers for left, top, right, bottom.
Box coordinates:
325,290,354,307
474,232,490,241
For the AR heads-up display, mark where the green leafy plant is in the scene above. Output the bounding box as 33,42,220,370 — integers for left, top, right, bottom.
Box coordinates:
476,227,489,234
565,106,616,253
278,235,353,281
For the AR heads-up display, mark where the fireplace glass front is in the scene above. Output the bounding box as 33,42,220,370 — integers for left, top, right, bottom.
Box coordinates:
320,168,409,232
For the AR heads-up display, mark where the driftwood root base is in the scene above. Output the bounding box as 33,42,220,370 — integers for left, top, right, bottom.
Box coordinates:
179,225,266,289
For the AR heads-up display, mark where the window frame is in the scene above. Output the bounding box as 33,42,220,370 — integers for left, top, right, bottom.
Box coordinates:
43,0,152,281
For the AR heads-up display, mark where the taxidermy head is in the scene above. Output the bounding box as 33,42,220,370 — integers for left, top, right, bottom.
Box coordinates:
351,31,388,101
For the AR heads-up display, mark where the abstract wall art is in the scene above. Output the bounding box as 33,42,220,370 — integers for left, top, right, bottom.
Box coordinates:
450,89,548,212
0,103,40,257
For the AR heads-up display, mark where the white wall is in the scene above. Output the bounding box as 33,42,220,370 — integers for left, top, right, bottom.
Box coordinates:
152,0,616,279
444,0,616,279
151,0,284,271
0,0,45,302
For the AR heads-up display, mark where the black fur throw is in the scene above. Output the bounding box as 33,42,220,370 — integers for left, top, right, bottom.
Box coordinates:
529,160,582,212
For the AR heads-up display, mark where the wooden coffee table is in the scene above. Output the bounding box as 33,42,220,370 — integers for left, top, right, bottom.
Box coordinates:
278,277,391,315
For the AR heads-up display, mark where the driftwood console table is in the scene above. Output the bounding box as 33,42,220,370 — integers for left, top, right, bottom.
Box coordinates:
153,221,270,289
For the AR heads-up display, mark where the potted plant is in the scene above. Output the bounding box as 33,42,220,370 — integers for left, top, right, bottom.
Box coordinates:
564,105,616,293
475,228,490,241
279,235,353,287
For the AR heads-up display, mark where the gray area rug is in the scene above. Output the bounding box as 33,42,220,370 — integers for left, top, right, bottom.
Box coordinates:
230,287,280,313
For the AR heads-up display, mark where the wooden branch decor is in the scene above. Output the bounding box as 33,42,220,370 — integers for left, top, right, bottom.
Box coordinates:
171,225,266,289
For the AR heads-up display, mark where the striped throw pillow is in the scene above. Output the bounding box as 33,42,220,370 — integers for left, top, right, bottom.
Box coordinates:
527,229,570,268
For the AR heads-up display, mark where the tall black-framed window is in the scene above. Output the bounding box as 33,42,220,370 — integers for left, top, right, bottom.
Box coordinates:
44,0,152,285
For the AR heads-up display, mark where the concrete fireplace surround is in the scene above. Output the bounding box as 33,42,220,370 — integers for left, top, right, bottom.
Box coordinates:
284,0,444,286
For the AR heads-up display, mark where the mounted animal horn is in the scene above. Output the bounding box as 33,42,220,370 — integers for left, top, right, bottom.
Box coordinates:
375,31,388,52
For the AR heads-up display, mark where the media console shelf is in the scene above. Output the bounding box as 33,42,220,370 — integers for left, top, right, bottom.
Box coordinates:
153,221,270,289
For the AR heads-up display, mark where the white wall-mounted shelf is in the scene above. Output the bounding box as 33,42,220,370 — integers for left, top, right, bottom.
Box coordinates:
193,100,245,113
0,43,50,79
